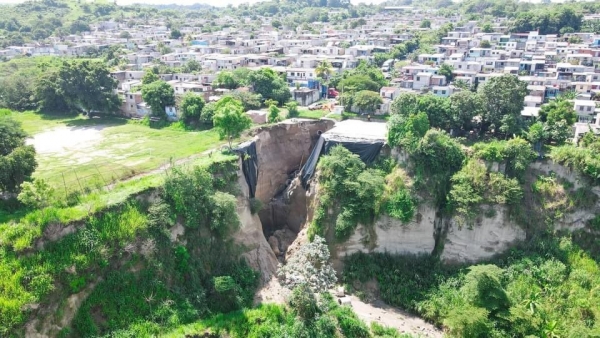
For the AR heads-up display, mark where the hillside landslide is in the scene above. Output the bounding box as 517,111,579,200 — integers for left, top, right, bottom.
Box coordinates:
20,119,599,336
233,120,599,273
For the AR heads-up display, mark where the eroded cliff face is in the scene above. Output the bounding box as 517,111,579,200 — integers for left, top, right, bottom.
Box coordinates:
247,119,334,249
442,206,526,263
332,157,600,264
237,121,600,271
337,204,437,257
234,165,279,284
251,119,334,204
333,203,526,263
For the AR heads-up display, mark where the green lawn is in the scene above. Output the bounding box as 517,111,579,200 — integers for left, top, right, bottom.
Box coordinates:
11,112,225,193
297,109,328,119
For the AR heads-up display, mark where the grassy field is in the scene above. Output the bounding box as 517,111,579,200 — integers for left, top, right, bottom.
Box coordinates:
297,109,329,119
11,112,225,194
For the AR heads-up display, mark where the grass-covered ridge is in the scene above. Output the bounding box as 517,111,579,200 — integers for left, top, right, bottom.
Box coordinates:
0,155,254,336
551,144,600,184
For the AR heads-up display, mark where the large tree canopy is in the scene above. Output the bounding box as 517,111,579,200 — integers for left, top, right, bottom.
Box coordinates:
539,99,577,126
212,97,252,148
478,74,528,136
37,60,120,115
450,90,483,134
330,60,388,90
141,80,176,117
0,117,37,193
353,90,382,114
248,68,291,105
534,99,577,145
338,74,381,93
390,93,455,132
213,71,240,90
179,92,206,125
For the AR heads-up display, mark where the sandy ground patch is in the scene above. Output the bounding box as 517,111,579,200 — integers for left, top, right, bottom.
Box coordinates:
27,126,105,155
254,273,443,337
344,294,444,337
254,277,290,305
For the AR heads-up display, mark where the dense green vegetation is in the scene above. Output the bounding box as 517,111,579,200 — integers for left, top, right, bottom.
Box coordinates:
0,157,260,336
344,236,600,338
551,144,600,185
0,58,119,115
0,116,37,193
448,159,522,227
308,146,417,242
166,293,413,338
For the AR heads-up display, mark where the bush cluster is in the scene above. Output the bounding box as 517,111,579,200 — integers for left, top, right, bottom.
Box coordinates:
448,159,522,227
471,138,536,180
164,291,404,338
71,164,259,336
309,146,417,242
344,237,600,338
309,146,385,241
551,145,600,184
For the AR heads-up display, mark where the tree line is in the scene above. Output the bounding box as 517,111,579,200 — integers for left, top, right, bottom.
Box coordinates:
389,74,576,146
0,58,120,115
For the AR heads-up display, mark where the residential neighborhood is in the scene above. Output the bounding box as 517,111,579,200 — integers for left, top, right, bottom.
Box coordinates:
2,5,600,142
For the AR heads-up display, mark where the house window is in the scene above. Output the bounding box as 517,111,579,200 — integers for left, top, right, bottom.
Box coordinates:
434,90,438,94
417,77,421,81
587,106,592,112
129,95,133,99
442,90,446,94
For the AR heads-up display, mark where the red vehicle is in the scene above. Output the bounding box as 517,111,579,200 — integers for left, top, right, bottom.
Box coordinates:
327,88,339,98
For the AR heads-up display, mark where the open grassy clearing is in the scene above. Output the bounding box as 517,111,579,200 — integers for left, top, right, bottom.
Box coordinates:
11,112,225,194
0,151,237,249
297,109,330,119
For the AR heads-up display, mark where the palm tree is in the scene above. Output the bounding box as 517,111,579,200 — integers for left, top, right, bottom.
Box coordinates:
315,61,334,80
454,79,470,90
521,292,541,314
540,320,560,338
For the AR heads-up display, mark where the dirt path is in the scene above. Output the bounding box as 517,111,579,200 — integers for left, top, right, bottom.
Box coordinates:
340,294,444,337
